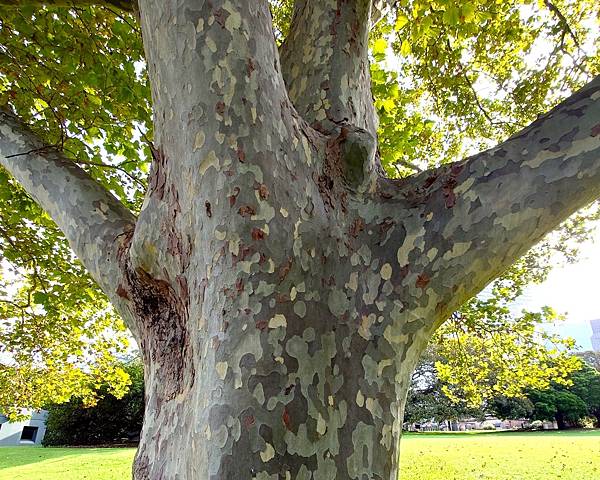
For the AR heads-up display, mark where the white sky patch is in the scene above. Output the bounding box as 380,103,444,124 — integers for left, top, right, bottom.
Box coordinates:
509,224,600,350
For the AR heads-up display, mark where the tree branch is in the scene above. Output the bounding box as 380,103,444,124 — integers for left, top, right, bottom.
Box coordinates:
543,0,581,50
130,0,294,278
375,76,600,329
280,0,378,136
0,109,138,330
0,0,135,11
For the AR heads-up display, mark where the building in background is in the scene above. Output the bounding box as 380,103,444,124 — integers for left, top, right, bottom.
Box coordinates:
591,319,600,352
0,410,47,446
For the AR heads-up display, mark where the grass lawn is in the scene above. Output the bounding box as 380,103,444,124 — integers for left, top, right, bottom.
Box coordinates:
400,430,600,479
0,430,598,479
0,447,135,480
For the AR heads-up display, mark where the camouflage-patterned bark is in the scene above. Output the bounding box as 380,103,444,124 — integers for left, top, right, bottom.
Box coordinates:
1,0,600,479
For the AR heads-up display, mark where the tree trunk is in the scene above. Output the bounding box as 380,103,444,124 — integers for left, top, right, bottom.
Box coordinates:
555,414,567,430
2,1,600,479
132,282,421,479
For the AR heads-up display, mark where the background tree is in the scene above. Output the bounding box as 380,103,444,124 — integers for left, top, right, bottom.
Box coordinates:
489,396,534,422
528,389,587,429
1,1,600,479
404,347,485,426
564,363,600,425
43,357,144,446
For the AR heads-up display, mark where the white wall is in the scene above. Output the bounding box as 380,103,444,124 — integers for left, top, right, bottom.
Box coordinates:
0,410,48,446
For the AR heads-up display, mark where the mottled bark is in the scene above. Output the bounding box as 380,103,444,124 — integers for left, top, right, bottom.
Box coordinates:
0,109,138,334
281,0,378,137
1,0,600,479
372,76,600,332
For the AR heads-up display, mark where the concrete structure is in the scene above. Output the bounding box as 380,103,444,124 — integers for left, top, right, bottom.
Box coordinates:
591,319,600,352
0,410,48,446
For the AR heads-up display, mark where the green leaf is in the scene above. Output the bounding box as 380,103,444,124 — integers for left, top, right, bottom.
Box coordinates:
443,6,460,26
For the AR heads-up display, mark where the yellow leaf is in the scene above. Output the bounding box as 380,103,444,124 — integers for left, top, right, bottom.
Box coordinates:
395,13,409,31
373,38,387,55
400,39,411,56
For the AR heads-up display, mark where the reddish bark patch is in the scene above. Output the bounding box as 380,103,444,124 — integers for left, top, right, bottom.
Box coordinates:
276,293,290,303
443,184,457,208
233,244,255,265
247,58,256,77
116,284,130,300
251,228,265,241
238,205,256,217
255,319,268,330
256,183,270,200
592,123,600,137
416,273,430,289
229,187,241,206
378,217,395,234
349,217,365,238
278,258,293,282
442,163,464,208
244,415,256,429
237,147,246,163
213,8,229,28
423,174,438,189
282,408,292,431
215,101,226,115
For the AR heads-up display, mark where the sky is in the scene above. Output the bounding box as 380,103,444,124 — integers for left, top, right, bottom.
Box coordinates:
511,225,600,351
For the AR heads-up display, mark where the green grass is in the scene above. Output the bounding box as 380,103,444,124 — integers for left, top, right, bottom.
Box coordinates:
0,447,135,480
400,430,600,479
0,430,598,479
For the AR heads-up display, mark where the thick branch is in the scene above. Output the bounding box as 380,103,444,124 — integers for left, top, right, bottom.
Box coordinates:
131,0,294,278
0,0,135,10
376,76,600,328
0,109,137,327
280,0,378,136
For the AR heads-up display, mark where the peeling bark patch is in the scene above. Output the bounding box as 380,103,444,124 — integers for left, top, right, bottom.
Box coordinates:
116,284,130,300
117,235,192,406
148,144,167,200
256,183,269,200
238,205,256,217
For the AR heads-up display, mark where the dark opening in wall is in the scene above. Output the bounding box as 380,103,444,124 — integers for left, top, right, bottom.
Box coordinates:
20,426,38,442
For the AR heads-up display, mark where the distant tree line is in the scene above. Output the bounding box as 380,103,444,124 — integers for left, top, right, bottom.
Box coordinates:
405,349,600,430
42,350,599,446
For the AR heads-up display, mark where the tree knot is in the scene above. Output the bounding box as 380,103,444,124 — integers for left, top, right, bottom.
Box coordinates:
327,124,377,192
